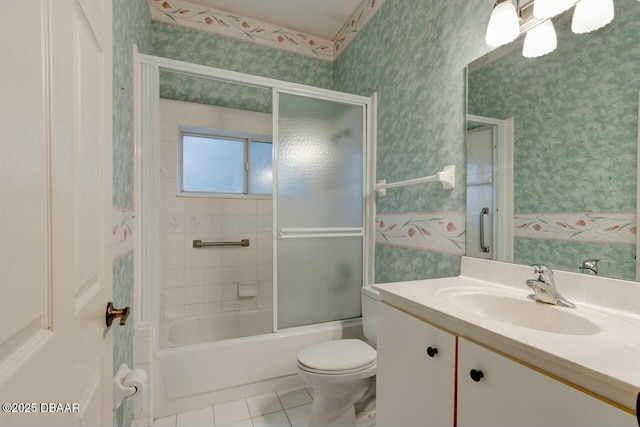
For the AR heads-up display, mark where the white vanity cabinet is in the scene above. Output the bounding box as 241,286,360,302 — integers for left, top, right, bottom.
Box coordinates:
377,303,638,427
457,337,637,427
376,302,457,427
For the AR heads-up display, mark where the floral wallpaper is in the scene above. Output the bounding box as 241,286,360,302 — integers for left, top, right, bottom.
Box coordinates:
376,211,466,256
147,0,387,62
113,0,151,426
469,0,639,279
514,212,636,246
148,0,334,61
334,0,495,282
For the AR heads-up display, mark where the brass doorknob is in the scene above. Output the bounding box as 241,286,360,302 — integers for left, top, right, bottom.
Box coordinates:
106,302,130,327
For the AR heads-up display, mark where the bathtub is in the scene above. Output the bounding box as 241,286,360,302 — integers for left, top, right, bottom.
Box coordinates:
153,317,364,418
162,309,274,348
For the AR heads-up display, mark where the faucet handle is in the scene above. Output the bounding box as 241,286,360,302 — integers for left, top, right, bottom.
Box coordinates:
579,259,603,275
532,264,554,282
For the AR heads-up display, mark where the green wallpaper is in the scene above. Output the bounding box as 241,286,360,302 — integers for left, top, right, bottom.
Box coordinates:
334,0,495,282
152,22,333,111
113,0,151,426
469,0,639,279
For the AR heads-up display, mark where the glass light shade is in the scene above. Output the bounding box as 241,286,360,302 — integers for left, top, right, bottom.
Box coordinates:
533,0,576,19
523,20,558,58
571,0,614,34
485,1,520,47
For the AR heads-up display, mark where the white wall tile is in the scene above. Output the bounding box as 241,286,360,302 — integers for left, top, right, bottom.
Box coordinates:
163,269,184,288
222,301,240,312
239,266,257,282
223,283,238,301
256,200,272,216
222,266,239,283
185,286,204,304
239,199,257,216
258,281,273,297
239,297,257,311
165,288,185,307
256,249,273,266
184,303,204,316
204,285,222,302
256,232,273,249
257,265,273,281
184,268,204,287
204,267,222,285
161,99,274,330
222,199,240,216
222,249,240,266
239,249,257,266
257,297,273,308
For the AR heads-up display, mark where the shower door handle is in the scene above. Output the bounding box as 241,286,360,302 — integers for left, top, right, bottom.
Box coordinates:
480,207,490,253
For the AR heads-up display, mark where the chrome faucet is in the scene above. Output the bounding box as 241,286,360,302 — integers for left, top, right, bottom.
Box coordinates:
579,259,603,275
525,264,576,308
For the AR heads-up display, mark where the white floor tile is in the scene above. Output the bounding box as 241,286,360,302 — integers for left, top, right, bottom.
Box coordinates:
276,386,312,409
152,415,177,427
219,420,253,427
251,411,291,427
304,386,314,399
176,407,214,427
284,403,312,427
246,392,284,417
214,399,251,426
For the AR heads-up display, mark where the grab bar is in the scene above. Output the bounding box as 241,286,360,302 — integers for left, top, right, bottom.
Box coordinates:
480,208,490,253
193,239,250,248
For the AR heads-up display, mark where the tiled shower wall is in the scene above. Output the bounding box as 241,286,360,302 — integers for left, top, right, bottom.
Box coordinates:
159,99,274,320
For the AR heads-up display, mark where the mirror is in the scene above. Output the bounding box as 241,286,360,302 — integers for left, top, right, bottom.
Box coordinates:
466,0,639,280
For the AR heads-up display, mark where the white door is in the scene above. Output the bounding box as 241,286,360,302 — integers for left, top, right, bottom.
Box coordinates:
0,1,114,426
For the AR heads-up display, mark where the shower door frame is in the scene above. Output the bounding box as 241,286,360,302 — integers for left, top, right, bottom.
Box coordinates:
272,89,371,332
134,50,375,349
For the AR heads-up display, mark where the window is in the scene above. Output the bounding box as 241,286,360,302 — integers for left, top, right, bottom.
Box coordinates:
179,127,272,196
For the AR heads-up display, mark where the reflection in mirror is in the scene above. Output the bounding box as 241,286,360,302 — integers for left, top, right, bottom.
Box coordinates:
467,0,639,280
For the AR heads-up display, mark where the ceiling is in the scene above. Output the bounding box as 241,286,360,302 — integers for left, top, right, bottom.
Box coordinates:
189,0,364,40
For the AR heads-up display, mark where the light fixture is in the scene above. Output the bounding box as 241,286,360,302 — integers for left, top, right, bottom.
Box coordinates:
533,0,576,19
485,0,520,47
523,19,558,58
571,0,615,34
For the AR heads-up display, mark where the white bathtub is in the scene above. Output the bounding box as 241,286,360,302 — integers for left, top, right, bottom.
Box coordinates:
153,317,364,418
162,309,273,347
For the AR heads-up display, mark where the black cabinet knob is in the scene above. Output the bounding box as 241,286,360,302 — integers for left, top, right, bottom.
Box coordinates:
470,369,484,382
426,347,438,358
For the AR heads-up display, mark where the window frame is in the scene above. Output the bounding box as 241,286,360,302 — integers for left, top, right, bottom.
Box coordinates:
177,125,273,198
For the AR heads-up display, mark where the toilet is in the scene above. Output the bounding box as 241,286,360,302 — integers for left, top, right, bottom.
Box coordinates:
297,285,380,427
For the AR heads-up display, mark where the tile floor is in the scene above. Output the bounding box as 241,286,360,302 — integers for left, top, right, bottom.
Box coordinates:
151,385,315,427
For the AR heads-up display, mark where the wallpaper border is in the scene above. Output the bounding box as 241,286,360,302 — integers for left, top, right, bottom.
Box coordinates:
376,211,466,256
514,212,636,245
147,0,386,62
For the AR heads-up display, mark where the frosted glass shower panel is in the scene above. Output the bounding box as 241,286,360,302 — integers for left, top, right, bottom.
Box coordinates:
277,237,363,329
277,94,364,228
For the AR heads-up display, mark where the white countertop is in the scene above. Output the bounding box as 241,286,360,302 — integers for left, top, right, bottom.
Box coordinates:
373,257,640,411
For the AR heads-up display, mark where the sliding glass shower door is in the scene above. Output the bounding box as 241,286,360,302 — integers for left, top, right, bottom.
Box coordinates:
274,91,367,329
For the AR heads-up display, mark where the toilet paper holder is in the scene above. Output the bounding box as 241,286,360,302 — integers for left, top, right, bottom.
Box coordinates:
113,364,148,413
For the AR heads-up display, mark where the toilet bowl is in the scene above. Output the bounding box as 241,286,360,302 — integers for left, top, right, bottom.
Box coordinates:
296,286,380,427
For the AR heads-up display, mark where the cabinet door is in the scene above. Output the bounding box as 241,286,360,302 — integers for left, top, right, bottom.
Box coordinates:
457,338,637,427
377,303,456,427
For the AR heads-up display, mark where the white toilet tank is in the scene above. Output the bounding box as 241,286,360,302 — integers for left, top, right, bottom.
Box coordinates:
361,285,380,346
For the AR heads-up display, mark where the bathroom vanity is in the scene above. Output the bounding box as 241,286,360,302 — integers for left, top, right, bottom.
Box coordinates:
374,257,640,427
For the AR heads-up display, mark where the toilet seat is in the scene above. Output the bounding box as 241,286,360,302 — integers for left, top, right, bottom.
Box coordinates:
297,339,376,375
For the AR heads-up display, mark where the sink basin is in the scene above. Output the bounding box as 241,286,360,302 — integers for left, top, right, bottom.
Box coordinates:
446,292,601,335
